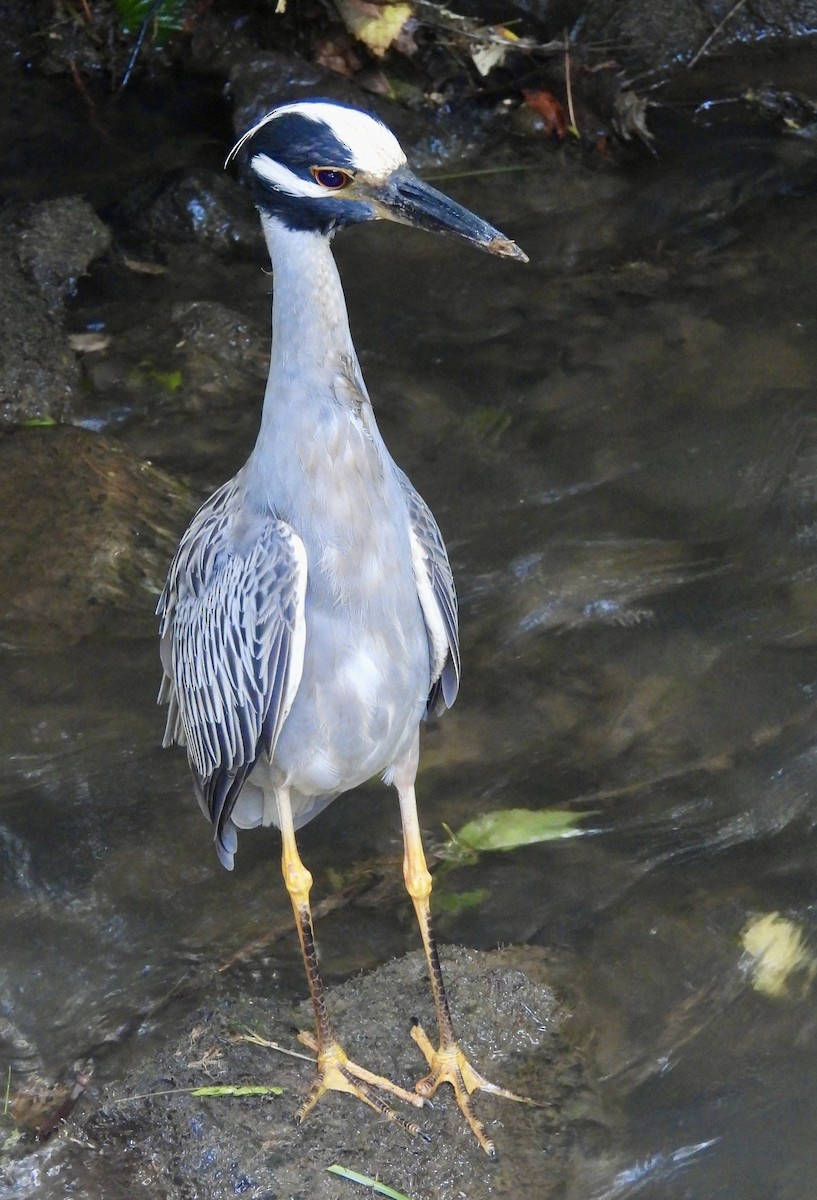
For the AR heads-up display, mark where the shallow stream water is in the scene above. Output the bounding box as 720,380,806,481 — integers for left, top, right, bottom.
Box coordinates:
3,54,817,1198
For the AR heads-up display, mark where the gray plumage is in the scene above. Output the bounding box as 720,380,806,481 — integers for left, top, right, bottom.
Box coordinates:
157,215,459,869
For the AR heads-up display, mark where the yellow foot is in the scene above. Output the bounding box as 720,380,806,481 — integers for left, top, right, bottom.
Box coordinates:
295,1030,429,1139
410,1021,539,1157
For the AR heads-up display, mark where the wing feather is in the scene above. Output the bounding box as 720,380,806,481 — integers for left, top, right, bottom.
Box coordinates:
157,478,307,866
395,467,460,716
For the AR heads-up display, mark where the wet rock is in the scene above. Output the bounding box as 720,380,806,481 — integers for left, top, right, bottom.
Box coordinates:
185,4,259,76
1,198,110,428
0,0,48,61
0,231,78,428
580,0,817,75
17,196,111,314
84,946,607,1200
127,169,259,254
172,300,269,396
227,49,367,135
0,425,193,642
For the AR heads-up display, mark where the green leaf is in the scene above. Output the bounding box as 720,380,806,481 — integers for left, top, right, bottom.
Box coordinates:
20,417,57,428
150,368,183,392
113,0,186,37
327,1165,413,1200
448,807,594,854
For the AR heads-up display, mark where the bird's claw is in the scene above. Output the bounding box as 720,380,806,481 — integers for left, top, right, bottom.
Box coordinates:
410,1021,539,1157
294,1029,428,1139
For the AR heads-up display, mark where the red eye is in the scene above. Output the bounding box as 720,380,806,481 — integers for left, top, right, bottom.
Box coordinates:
312,167,352,190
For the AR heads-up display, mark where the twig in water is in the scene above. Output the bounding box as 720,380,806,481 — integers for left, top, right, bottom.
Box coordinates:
563,27,579,136
120,0,165,90
232,1028,316,1064
428,164,539,182
687,0,748,70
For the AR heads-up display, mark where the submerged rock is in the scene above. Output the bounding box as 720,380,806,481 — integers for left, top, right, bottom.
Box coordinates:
0,425,193,642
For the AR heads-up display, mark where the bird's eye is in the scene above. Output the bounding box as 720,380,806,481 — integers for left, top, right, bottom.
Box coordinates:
312,167,352,190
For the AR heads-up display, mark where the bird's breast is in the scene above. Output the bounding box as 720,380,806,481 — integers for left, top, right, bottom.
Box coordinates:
274,401,408,609
287,536,428,795
249,396,430,794
273,586,428,796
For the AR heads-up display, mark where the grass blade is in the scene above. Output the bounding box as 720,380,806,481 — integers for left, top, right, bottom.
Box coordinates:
327,1164,413,1200
113,1083,282,1104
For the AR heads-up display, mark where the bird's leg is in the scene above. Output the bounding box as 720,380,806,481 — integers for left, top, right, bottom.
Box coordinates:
396,764,536,1157
275,788,426,1132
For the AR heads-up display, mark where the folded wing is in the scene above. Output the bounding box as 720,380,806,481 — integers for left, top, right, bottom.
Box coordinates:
157,478,307,867
396,467,460,715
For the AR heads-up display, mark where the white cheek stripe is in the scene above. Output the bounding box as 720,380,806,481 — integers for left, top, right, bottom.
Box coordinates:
251,153,330,199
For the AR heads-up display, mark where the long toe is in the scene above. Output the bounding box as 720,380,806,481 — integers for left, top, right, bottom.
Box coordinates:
295,1030,428,1139
410,1021,540,1157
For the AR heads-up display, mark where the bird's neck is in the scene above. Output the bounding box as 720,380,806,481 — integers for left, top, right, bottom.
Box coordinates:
262,215,360,391
244,215,407,605
246,216,370,492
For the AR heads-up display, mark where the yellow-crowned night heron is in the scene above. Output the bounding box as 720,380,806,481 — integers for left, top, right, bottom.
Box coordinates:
157,99,528,1155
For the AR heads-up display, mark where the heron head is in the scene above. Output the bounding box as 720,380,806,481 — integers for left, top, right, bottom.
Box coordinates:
227,98,527,262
